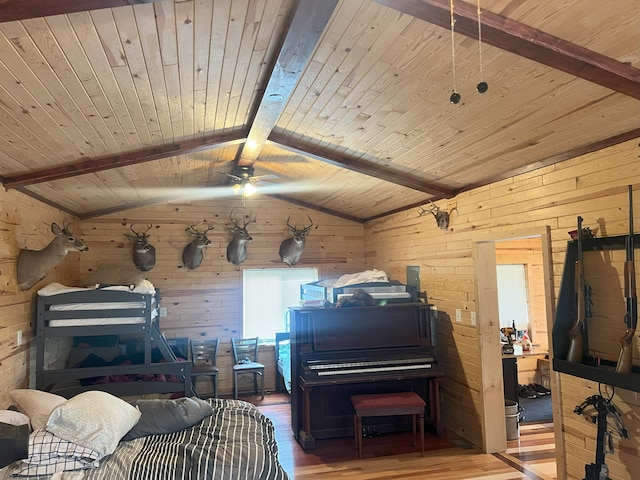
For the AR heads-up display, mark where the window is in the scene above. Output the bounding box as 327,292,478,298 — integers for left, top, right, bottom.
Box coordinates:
496,264,530,332
242,268,318,340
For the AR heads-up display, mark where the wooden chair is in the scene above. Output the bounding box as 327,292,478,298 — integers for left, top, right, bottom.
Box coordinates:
190,338,220,398
231,337,265,400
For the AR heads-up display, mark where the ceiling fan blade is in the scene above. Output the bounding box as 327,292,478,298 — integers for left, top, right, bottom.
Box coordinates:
220,172,242,181
250,173,279,183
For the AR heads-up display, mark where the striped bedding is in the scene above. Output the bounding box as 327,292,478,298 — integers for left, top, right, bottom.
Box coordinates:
4,399,290,480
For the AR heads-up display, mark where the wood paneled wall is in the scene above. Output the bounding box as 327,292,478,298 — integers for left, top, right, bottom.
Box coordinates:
75,198,366,396
364,138,640,479
0,189,78,407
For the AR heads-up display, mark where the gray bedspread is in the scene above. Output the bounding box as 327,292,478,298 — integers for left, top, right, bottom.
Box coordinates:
3,399,290,480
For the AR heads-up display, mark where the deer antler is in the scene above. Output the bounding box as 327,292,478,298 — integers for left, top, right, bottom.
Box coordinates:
130,223,152,236
187,222,214,234
286,215,313,232
418,200,439,217
243,212,257,228
303,214,313,232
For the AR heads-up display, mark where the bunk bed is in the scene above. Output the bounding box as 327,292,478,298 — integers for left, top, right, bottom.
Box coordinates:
35,282,191,398
275,332,291,394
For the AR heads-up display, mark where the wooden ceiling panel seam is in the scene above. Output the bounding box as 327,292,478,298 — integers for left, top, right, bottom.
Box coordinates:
0,22,115,160
296,5,391,138
201,0,230,134
226,1,265,130
175,0,195,138
0,50,84,165
38,13,137,150
110,6,167,142
70,10,153,146
136,2,179,141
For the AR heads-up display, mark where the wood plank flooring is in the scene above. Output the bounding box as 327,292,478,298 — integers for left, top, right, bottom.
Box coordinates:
246,394,557,479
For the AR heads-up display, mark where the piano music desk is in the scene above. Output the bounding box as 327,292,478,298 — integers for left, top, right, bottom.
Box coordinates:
351,392,426,458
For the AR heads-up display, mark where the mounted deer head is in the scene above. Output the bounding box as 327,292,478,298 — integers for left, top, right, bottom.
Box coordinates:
279,215,313,266
418,201,450,230
124,224,156,272
17,222,89,291
226,210,256,266
182,222,214,270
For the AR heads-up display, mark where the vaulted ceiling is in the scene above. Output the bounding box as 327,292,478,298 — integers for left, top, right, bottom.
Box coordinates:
0,0,638,222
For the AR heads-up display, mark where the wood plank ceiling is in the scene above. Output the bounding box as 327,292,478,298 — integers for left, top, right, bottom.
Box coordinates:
0,0,638,222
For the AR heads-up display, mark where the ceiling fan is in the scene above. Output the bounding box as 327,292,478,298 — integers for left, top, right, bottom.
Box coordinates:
222,164,288,206
224,165,278,199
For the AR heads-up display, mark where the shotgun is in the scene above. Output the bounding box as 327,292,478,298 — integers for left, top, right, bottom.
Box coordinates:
567,216,587,363
615,185,637,374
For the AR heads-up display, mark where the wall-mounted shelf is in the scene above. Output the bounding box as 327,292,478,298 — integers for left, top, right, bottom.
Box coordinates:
552,235,640,393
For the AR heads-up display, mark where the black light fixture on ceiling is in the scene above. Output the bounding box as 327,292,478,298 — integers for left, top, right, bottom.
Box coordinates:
229,166,257,197
448,0,461,104
448,0,488,103
476,0,488,94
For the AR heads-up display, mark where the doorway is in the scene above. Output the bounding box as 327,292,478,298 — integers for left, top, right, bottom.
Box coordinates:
473,227,556,453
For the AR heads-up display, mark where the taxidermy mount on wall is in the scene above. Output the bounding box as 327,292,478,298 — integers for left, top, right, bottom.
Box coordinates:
279,215,313,266
17,222,88,291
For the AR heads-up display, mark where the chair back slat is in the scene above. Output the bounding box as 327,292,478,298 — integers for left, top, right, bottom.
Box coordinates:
231,337,259,363
190,338,219,366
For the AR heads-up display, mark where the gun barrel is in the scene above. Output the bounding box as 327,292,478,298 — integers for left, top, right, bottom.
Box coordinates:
616,185,637,374
567,216,586,364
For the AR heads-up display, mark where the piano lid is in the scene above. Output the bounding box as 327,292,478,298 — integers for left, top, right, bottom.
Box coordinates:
310,304,422,352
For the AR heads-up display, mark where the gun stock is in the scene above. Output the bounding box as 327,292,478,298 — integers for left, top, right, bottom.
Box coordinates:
616,185,637,374
567,216,586,363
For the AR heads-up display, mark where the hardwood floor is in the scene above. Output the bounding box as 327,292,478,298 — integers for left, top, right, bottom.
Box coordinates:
245,393,557,479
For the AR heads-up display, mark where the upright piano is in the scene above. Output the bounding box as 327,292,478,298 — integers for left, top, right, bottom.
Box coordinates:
289,303,444,450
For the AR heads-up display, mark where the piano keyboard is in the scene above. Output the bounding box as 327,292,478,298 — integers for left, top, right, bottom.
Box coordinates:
316,363,432,376
306,356,436,376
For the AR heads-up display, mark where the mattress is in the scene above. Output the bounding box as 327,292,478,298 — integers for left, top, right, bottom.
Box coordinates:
39,281,157,327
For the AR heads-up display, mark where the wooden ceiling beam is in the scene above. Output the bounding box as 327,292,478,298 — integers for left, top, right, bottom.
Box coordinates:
237,0,339,167
267,134,455,199
374,0,640,100
0,0,162,23
0,131,246,189
267,194,364,224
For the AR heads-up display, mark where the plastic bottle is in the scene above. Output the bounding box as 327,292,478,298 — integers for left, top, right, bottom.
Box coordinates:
522,330,532,351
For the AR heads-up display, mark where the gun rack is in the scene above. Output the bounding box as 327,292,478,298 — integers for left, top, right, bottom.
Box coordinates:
552,234,640,393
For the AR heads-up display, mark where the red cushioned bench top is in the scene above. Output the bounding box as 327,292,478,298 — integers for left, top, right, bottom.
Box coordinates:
350,392,425,416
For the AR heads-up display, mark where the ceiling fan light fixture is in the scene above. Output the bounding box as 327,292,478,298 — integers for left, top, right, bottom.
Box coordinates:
232,182,242,195
243,182,257,196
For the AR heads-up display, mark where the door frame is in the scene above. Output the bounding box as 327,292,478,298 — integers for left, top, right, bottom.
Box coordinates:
473,226,559,455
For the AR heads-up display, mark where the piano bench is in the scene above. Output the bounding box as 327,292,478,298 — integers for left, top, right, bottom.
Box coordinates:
350,392,426,458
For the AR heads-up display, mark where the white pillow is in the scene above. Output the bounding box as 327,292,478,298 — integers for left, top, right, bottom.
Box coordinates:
46,391,141,455
9,390,67,430
0,410,30,426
